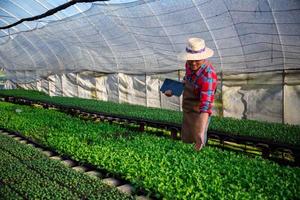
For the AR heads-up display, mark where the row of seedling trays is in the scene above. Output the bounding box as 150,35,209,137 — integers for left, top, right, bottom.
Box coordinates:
1,93,300,166
0,129,140,200
0,100,299,199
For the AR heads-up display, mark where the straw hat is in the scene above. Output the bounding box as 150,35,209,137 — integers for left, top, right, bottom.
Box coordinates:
178,37,214,60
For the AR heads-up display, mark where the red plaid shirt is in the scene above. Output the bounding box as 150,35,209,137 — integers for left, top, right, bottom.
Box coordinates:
184,60,218,115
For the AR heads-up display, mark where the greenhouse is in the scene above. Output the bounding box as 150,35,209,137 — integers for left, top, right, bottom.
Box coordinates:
0,0,299,199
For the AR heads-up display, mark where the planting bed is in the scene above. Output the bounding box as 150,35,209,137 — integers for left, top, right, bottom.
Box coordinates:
0,133,134,200
0,89,299,146
0,101,299,199
1,89,299,165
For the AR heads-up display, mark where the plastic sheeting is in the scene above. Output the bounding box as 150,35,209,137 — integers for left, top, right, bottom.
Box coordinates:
4,68,300,124
1,0,300,82
6,70,300,124
222,70,300,124
222,72,283,123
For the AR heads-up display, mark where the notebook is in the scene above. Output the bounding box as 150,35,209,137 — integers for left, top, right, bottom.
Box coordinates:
160,78,184,97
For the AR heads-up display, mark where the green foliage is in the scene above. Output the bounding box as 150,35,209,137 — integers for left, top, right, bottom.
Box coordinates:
0,133,134,200
0,89,299,146
1,102,300,200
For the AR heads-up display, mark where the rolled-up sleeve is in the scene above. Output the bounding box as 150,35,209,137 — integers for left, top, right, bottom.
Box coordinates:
198,66,217,115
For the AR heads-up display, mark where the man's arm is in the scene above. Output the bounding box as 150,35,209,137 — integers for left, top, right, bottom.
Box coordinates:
198,66,217,115
194,66,217,150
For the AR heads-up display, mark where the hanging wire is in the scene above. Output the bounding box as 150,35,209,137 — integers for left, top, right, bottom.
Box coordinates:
0,0,109,30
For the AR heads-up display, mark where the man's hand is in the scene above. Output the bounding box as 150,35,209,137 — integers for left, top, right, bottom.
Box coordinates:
194,112,209,151
164,90,173,97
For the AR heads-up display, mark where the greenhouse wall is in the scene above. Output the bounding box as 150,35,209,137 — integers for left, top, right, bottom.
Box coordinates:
5,69,299,125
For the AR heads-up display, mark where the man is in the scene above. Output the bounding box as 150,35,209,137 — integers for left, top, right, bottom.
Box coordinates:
165,37,218,151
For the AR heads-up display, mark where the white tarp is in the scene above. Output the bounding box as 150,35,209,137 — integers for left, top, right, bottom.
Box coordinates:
6,69,300,124
1,0,300,82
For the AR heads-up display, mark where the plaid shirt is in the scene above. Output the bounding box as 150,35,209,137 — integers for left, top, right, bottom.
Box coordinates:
184,60,218,115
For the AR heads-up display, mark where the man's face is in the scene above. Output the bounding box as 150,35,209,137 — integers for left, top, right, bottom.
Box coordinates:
187,60,203,71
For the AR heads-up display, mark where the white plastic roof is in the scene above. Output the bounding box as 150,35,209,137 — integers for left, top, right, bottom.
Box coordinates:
0,0,300,82
0,0,92,40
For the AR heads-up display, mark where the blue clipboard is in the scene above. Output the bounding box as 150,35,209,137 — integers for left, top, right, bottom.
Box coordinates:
160,78,184,97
